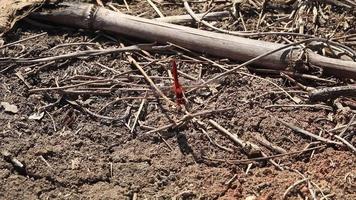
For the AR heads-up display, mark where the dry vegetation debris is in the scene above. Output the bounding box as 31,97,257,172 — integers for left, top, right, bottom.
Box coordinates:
0,0,355,199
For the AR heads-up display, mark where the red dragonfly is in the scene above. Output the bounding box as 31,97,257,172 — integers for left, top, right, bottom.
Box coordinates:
171,59,185,105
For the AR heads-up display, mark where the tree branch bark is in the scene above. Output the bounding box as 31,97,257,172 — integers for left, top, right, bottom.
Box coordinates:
29,2,356,78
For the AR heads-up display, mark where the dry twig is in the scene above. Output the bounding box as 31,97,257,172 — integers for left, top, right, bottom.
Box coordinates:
277,118,342,145
283,178,309,200
1,44,170,63
0,32,47,50
154,11,230,24
209,119,283,170
183,0,313,38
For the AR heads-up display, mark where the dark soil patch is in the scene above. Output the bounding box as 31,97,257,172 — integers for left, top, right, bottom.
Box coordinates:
1,0,355,199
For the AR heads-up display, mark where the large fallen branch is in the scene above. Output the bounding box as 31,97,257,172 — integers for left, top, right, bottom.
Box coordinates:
309,85,356,101
28,2,356,78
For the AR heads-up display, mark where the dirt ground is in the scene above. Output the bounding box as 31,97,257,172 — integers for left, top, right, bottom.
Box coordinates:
0,0,356,199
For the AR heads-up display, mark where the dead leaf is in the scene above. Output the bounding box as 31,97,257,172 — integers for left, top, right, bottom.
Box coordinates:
292,96,302,104
0,0,45,36
1,101,18,113
193,96,204,104
29,112,44,120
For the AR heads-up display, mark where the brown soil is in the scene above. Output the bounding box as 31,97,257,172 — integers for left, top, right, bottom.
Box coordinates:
1,0,355,199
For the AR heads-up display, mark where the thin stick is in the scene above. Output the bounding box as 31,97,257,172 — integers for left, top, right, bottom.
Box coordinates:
333,134,356,154
238,11,247,32
283,178,309,200
255,0,267,30
154,11,230,24
183,0,313,38
320,194,335,200
46,111,57,132
144,107,235,135
250,68,337,84
0,32,47,50
66,100,127,121
277,118,342,145
119,43,176,106
131,97,146,133
1,44,170,63
265,104,333,111
50,42,100,50
97,62,170,80
281,72,314,91
209,119,283,170
252,134,287,154
123,0,131,12
339,114,355,137
138,121,174,151
203,145,325,163
168,42,229,71
146,0,165,18
98,96,159,113
144,121,183,135
328,121,356,132
39,155,54,170
223,69,299,103
29,79,114,93
308,180,317,200
200,128,234,152
209,119,251,149
158,132,174,151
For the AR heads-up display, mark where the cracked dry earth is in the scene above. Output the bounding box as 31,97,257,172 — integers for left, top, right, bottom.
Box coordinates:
1,0,356,200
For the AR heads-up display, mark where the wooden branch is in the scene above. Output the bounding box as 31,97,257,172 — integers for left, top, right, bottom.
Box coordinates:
29,2,356,78
209,119,262,157
209,119,283,170
309,85,356,101
277,119,342,145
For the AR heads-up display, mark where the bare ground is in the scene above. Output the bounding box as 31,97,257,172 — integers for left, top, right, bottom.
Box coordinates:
0,0,356,199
